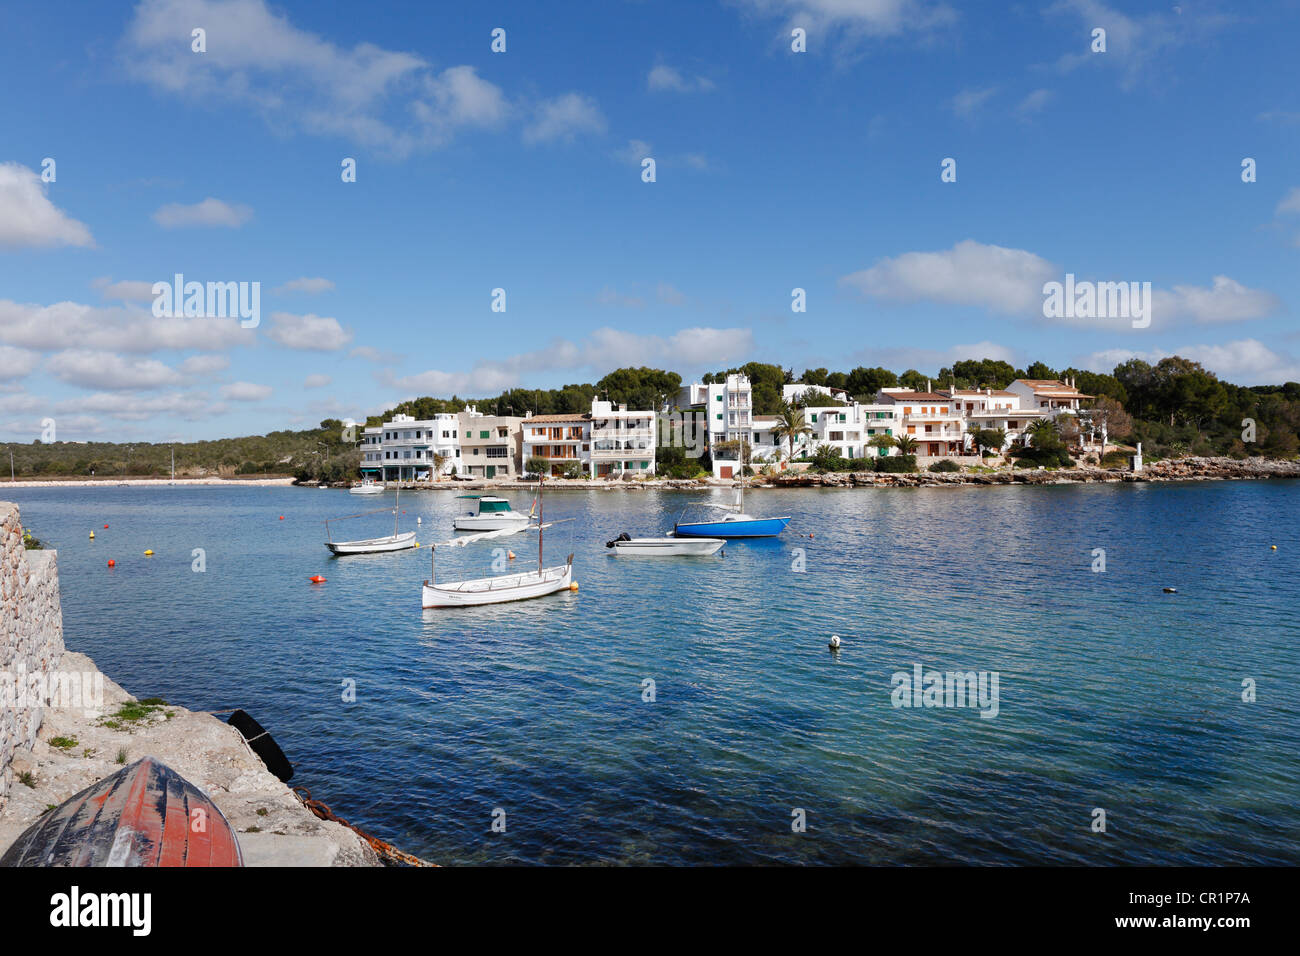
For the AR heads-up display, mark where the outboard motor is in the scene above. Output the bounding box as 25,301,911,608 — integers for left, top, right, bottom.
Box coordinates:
605,532,632,548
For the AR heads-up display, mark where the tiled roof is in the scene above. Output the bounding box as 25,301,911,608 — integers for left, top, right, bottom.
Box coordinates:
526,414,589,423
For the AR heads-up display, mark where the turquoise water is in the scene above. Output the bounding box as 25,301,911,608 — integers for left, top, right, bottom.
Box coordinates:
6,481,1299,865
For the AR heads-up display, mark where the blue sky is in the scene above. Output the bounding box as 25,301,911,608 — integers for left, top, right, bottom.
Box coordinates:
2,0,1298,441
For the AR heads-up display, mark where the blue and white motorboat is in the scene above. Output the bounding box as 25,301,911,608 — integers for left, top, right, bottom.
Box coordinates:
673,488,791,538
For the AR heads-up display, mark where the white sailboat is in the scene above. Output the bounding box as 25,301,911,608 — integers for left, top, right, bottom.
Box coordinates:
325,488,417,555
423,477,573,608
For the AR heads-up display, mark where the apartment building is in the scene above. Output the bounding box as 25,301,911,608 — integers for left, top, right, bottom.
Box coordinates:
875,387,966,457
359,412,460,481
1006,378,1091,417
521,398,657,477
458,405,524,479
678,373,754,447
941,388,1031,450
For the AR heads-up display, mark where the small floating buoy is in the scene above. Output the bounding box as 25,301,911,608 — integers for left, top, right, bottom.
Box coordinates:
507,550,516,560
107,559,115,568
89,531,94,539
417,517,422,525
279,515,285,520
104,524,109,529
309,575,326,584
569,582,579,592
1163,587,1177,593
414,542,420,548
809,533,815,539
143,549,154,556
1271,545,1277,550
829,634,841,649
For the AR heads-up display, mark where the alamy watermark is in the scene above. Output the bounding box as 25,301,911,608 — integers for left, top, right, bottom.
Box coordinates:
1,667,105,716
152,273,260,328
891,663,999,718
1043,273,1151,329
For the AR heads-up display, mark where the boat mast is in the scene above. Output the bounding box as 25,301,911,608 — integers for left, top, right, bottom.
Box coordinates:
537,475,544,573
394,485,400,536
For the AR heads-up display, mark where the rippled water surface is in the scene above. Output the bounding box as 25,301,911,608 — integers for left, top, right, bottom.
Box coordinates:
8,480,1299,864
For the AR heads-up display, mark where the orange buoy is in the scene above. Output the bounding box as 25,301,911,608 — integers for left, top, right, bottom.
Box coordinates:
507,550,516,560
569,582,579,592
309,575,326,584
104,524,109,529
279,515,285,520
107,560,115,568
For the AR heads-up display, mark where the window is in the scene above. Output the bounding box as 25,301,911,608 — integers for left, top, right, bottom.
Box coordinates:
716,413,722,420
486,447,507,458
479,430,489,439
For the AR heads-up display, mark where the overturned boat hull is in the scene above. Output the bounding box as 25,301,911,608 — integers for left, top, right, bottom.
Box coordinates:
0,757,243,867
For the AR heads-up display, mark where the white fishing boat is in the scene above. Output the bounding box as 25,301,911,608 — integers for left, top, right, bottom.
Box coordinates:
325,488,417,555
452,495,531,531
605,533,725,556
424,478,574,608
350,477,384,495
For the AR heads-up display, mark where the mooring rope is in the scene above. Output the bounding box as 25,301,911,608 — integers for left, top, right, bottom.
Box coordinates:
293,787,437,867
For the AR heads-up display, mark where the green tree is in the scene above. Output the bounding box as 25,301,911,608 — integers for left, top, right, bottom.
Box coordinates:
770,402,813,460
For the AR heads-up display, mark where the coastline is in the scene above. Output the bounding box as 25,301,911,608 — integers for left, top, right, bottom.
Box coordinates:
5,456,1298,491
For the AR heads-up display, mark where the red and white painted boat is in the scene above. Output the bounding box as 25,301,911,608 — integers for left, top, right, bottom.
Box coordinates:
0,757,243,867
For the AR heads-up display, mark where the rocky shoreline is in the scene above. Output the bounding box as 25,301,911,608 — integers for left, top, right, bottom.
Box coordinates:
756,456,1300,487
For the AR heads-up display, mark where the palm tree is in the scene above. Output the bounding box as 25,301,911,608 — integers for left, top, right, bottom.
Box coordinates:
892,433,919,456
771,402,813,460
1026,417,1058,447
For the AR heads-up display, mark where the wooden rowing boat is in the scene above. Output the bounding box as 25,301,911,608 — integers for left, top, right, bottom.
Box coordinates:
0,757,243,867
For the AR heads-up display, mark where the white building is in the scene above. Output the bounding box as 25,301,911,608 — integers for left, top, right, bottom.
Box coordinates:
1006,378,1091,417
360,412,460,482
751,402,902,468
941,388,1032,450
782,382,851,405
521,398,656,478
874,388,966,457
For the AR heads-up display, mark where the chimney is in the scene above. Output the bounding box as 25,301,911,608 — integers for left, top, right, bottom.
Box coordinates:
926,378,931,393
985,387,991,396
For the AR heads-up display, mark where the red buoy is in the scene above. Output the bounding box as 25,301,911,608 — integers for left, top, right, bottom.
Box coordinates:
279,515,285,520
308,575,326,584
104,524,109,529
107,559,116,568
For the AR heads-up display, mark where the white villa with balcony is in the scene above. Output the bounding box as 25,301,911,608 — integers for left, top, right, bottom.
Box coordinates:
521,398,657,478
360,412,460,481
1006,378,1092,417
875,387,966,457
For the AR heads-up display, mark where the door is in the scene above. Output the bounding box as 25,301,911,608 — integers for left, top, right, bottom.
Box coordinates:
486,465,496,478
720,465,733,479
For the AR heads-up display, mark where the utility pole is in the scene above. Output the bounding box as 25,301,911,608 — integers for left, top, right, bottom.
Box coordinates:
9,449,14,482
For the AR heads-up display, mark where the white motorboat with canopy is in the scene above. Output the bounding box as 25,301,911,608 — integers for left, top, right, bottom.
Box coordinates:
453,495,532,531
423,477,573,608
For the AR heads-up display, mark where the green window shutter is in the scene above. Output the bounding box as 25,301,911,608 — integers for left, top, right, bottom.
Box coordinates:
716,413,722,420
811,414,817,422
479,430,489,439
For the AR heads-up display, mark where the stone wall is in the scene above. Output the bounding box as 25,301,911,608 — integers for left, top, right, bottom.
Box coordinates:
0,501,64,813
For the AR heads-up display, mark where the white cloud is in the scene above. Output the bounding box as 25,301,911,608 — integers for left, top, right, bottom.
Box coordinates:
842,240,1057,316
179,354,230,377
0,162,94,249
220,381,273,401
523,93,606,144
45,350,185,390
1015,88,1053,116
0,298,255,352
734,0,957,41
64,390,224,422
843,242,1278,328
122,0,514,157
391,326,753,396
92,278,157,302
1153,276,1279,325
265,312,352,350
1082,339,1300,386
275,277,335,294
303,373,332,388
1275,187,1300,216
951,86,997,117
647,64,715,93
615,139,654,167
152,197,253,229
0,345,40,381
596,287,646,309
657,282,686,306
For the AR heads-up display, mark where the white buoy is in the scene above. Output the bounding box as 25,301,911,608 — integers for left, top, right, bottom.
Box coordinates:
417,516,422,524
829,634,841,649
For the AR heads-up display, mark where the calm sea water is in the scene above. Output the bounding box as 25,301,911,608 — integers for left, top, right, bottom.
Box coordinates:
6,480,1299,865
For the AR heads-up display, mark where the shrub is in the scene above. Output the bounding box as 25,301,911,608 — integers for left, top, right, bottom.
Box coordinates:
928,459,960,473
874,454,917,473
1011,445,1075,468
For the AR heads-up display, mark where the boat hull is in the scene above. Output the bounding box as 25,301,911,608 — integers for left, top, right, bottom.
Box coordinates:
326,531,417,554
674,516,791,538
0,757,243,867
423,563,572,607
612,537,725,556
453,515,530,532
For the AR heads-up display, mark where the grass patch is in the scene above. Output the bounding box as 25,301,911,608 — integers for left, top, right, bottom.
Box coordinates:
116,748,128,764
48,736,78,751
98,698,171,731
17,770,35,788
